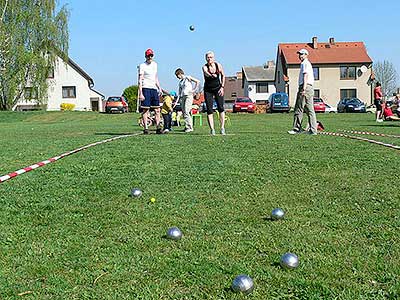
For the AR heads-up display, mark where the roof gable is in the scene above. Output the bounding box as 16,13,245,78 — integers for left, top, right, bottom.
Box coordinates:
242,65,275,81
66,57,94,87
279,42,372,65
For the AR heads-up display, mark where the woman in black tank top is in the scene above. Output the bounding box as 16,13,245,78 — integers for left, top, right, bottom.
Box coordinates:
202,51,226,135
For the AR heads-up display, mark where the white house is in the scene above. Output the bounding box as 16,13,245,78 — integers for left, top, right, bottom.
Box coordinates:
242,61,276,103
14,56,105,111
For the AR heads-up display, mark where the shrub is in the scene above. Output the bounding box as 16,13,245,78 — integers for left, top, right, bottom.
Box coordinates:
122,85,139,112
60,103,75,111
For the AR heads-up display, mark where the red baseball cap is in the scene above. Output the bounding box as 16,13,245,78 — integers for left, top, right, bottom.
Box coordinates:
145,48,154,57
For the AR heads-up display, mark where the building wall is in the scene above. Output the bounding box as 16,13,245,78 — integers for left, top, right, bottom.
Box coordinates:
275,55,286,93
16,57,103,111
224,76,244,102
46,57,95,111
244,81,276,102
286,64,372,107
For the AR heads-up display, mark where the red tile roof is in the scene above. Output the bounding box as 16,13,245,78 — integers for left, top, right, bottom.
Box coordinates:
279,42,372,65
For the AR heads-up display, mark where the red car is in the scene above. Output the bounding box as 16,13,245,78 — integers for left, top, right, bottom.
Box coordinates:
105,96,129,113
313,98,326,113
233,97,255,113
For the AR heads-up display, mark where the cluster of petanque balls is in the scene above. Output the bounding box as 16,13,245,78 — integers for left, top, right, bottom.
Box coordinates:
131,188,299,295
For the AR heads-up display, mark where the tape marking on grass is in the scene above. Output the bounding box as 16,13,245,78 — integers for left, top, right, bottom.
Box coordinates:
339,130,400,138
0,133,141,184
320,131,400,151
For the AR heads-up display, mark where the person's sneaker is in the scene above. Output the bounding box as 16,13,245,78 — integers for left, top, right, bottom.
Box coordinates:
163,129,169,134
143,129,149,134
210,129,216,136
287,130,299,135
376,119,384,123
156,128,162,134
184,128,193,133
220,128,226,135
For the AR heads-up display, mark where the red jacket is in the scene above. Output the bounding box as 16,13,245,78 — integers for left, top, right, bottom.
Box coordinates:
374,86,382,100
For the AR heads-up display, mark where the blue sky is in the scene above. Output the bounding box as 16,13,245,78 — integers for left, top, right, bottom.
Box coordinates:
60,0,400,96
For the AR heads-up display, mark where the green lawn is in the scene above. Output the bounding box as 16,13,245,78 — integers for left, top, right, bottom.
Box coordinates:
0,111,399,299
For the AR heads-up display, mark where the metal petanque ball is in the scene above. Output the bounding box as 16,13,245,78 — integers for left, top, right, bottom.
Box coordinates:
271,208,285,220
131,188,142,198
166,227,182,240
189,25,195,31
280,252,299,269
231,274,254,294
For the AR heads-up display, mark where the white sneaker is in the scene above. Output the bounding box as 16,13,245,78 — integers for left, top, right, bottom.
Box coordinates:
210,129,216,136
185,128,193,133
287,130,299,135
163,129,169,133
220,128,226,135
376,119,384,123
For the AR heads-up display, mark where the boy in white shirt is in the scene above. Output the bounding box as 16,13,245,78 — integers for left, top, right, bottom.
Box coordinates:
175,68,200,132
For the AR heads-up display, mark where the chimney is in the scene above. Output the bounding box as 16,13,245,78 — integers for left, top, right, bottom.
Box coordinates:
264,60,275,69
329,37,335,45
236,71,242,79
312,36,318,49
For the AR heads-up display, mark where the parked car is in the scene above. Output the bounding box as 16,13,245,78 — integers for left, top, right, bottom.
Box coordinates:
337,98,366,113
105,96,128,113
268,92,289,113
324,103,337,113
233,97,255,113
313,98,326,113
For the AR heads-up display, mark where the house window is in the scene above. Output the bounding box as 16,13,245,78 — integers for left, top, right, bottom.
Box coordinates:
47,67,54,79
24,87,37,99
314,89,320,98
313,67,319,80
340,66,356,80
62,86,76,98
256,82,268,93
340,89,357,99
231,92,237,97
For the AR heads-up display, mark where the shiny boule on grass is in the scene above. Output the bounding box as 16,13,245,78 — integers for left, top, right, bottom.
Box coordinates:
280,253,299,269
231,274,254,294
271,208,285,220
131,188,142,198
166,227,182,240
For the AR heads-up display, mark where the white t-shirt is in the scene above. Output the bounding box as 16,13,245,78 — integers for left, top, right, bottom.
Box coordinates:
178,76,194,97
139,61,158,89
298,59,314,86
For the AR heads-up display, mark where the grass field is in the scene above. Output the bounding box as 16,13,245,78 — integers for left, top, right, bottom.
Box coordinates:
0,111,399,299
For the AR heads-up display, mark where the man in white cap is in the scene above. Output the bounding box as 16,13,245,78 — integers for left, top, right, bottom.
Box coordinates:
288,48,317,135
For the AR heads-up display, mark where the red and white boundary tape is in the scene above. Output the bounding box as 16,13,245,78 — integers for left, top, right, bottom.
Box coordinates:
0,133,141,184
339,130,400,138
320,131,400,151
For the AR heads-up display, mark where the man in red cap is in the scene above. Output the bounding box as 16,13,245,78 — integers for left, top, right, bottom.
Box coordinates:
138,48,163,134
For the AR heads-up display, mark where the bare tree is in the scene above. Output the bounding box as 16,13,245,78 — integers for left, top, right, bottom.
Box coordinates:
373,60,398,98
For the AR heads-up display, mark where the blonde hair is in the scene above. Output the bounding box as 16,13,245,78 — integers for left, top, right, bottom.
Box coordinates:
205,51,214,59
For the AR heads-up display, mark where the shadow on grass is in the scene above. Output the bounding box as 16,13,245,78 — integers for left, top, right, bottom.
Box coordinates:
360,124,400,128
95,132,140,136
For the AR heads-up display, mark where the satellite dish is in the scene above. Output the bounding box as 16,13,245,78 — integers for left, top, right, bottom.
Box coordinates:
360,65,368,73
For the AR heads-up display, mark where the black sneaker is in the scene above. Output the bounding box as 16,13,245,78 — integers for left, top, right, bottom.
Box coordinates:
156,128,162,134
143,129,149,134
